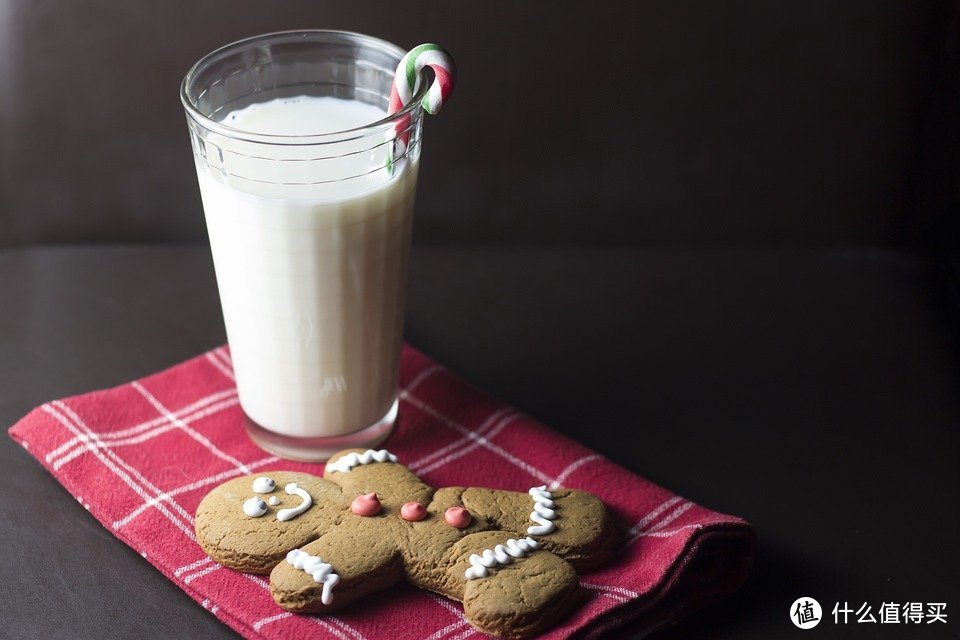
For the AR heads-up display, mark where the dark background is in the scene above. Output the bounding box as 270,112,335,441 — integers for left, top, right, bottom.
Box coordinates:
3,1,959,249
1,1,960,639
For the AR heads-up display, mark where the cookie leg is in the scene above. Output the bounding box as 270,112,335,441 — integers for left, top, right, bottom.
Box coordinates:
462,487,619,571
270,521,403,614
448,532,581,639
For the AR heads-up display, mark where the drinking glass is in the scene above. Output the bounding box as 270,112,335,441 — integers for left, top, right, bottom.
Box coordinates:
181,31,427,460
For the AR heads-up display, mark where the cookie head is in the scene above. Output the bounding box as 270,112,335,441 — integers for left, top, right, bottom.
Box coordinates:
195,471,346,573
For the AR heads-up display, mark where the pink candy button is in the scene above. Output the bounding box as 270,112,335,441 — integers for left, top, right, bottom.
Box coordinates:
444,506,472,529
351,492,382,517
400,501,427,522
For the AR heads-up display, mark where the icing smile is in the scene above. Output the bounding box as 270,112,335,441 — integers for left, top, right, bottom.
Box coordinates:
277,483,313,522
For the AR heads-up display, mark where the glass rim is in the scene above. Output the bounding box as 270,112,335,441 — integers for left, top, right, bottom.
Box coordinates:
180,29,430,146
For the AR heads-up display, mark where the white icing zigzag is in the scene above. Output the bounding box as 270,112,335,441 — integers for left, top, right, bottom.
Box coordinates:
286,549,340,605
527,486,557,536
464,537,538,579
325,449,398,474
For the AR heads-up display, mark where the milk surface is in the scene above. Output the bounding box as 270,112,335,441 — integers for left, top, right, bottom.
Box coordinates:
197,97,417,437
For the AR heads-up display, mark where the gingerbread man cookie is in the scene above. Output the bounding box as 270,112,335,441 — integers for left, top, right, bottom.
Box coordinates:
195,448,619,638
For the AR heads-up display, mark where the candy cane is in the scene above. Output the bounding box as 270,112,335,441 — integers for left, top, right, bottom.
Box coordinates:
387,43,457,159
388,43,456,116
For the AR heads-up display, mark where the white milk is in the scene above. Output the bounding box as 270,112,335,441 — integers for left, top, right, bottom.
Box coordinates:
197,97,418,437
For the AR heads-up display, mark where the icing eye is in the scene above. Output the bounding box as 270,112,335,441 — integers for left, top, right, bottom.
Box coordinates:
252,477,276,493
243,496,268,517
268,496,280,506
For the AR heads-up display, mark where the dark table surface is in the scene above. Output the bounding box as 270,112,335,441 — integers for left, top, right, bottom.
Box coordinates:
1,244,958,639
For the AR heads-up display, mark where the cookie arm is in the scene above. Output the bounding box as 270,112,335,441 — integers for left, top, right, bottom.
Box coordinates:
270,520,404,614
324,448,434,506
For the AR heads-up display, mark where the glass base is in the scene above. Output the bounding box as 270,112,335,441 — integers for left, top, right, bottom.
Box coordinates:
243,399,398,462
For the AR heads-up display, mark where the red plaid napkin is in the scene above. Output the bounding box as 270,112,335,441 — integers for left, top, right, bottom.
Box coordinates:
9,344,755,639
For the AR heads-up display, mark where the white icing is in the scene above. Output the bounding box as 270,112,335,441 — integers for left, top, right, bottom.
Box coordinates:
252,476,276,494
527,486,558,536
243,496,268,517
464,537,538,579
325,449,398,474
276,483,313,522
268,496,280,506
286,549,340,605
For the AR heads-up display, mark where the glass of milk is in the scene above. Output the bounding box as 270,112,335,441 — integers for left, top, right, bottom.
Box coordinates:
181,31,427,460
